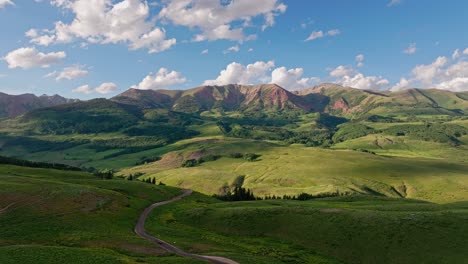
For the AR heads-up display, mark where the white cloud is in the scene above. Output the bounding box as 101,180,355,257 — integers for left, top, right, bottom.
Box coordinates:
463,48,468,55
411,56,447,85
201,49,209,55
436,78,468,92
0,0,14,8
3,47,66,69
203,60,319,90
391,78,411,91
327,29,340,36
224,45,240,54
305,29,340,41
403,43,417,54
28,0,176,53
248,48,254,52
49,65,88,81
95,82,118,94
132,68,187,90
452,49,460,59
271,67,319,90
305,31,323,41
159,0,286,42
391,53,468,92
73,82,118,94
72,84,93,94
338,73,389,90
330,65,389,90
43,70,57,78
329,65,357,78
387,0,401,7
204,60,275,86
356,54,365,67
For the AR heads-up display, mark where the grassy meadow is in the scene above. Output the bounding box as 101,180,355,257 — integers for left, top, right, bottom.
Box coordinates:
0,164,204,264
120,137,468,203
145,192,468,264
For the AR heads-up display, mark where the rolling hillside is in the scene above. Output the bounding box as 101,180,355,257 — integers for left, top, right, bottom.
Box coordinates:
0,163,199,264
0,84,467,204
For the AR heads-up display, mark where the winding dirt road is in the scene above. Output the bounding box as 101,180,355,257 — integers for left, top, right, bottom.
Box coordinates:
134,189,239,264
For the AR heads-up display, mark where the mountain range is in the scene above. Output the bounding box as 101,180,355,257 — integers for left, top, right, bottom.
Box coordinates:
111,83,468,116
0,92,78,118
1,84,467,122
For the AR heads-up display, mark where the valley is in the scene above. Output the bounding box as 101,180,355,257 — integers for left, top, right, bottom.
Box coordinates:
0,83,467,263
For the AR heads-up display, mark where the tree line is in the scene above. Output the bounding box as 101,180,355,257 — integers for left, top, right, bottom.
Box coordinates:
0,155,81,171
214,188,344,202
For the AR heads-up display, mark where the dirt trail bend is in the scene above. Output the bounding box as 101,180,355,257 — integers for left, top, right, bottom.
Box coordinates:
134,189,239,264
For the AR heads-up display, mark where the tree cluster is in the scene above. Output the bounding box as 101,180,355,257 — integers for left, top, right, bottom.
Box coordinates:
0,155,81,171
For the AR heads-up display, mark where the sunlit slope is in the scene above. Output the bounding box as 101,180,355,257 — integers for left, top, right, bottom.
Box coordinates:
122,138,468,203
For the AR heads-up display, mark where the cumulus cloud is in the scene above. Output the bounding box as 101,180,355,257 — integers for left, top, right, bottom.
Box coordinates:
391,49,468,92
132,68,187,90
339,73,389,90
391,78,411,91
204,61,274,86
463,48,468,55
356,54,364,67
28,0,176,53
3,47,66,69
46,65,88,81
271,67,319,90
403,43,417,54
329,65,389,90
201,49,209,55
159,0,286,42
329,65,357,78
203,60,319,90
0,0,14,8
305,29,340,41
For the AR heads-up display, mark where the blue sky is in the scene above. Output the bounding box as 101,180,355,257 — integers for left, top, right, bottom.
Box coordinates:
1,0,468,99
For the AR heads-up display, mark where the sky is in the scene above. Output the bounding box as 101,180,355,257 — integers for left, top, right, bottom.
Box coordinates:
0,0,468,99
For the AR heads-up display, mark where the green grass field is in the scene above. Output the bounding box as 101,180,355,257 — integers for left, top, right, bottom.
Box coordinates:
1,161,467,263
145,193,468,264
121,137,468,203
0,164,204,264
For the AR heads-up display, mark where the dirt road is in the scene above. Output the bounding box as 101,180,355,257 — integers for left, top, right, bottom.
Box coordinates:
134,189,239,264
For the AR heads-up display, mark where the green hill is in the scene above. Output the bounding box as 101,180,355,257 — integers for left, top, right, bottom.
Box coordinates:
2,162,467,264
122,137,468,203
0,163,203,263
145,193,468,264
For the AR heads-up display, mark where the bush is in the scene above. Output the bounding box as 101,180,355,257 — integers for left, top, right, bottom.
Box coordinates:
181,159,199,167
94,169,114,179
244,153,260,162
332,123,376,143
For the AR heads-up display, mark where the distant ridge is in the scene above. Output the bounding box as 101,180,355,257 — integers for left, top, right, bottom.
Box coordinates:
112,83,468,116
0,92,78,118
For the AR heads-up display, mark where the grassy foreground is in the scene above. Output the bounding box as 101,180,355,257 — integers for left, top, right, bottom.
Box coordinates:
146,193,468,264
0,164,203,264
